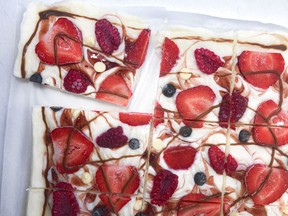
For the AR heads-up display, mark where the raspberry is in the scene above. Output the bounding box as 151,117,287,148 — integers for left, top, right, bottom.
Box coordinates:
150,169,178,206
226,154,238,175
52,182,80,216
95,19,121,54
96,126,128,149
208,146,225,174
219,92,248,129
63,69,89,94
194,48,224,74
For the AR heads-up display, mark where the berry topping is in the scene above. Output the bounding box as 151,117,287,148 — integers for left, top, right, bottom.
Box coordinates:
208,146,238,175
119,112,152,126
160,37,180,76
125,29,150,68
92,205,110,216
129,138,140,150
163,146,197,170
150,169,178,206
253,100,288,146
35,18,83,65
29,73,42,84
194,172,206,186
239,129,250,143
96,74,132,106
153,103,164,127
219,92,248,129
52,182,80,216
179,126,192,137
245,164,288,205
96,165,140,212
194,48,224,74
51,127,94,174
176,85,216,128
238,51,284,89
63,69,90,94
50,106,63,112
178,193,222,216
96,126,128,149
162,83,176,97
95,19,120,54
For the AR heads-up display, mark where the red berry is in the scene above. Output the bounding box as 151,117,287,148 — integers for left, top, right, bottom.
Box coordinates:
119,112,152,126
95,19,120,54
208,146,225,174
226,154,238,175
150,169,178,206
194,48,224,74
63,69,89,94
219,92,248,129
96,126,128,149
52,182,80,216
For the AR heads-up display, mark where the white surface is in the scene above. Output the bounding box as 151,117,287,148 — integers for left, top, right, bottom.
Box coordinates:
1,0,288,215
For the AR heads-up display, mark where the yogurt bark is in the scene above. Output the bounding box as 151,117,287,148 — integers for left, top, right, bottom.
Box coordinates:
30,107,152,215
14,1,151,106
155,27,236,126
142,117,230,215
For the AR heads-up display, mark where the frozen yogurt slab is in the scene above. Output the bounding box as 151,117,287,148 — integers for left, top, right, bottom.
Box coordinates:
232,30,288,127
31,107,153,201
222,124,288,215
14,1,151,107
143,118,229,215
155,26,236,125
27,187,147,216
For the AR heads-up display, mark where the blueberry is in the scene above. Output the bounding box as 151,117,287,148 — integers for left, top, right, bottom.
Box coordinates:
239,129,250,143
162,83,176,97
135,213,147,216
29,73,42,84
129,138,140,149
194,172,206,186
50,106,63,112
92,205,110,216
179,126,192,137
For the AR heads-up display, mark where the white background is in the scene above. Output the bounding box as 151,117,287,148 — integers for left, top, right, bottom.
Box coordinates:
1,0,288,215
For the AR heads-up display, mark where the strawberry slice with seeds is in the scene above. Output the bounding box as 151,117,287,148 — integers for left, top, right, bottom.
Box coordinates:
178,193,222,216
52,182,80,216
96,165,140,213
35,18,83,65
245,164,288,205
163,146,197,170
160,37,180,76
119,112,152,126
176,85,216,128
51,127,94,174
124,29,151,68
252,100,288,146
96,74,132,106
238,51,284,89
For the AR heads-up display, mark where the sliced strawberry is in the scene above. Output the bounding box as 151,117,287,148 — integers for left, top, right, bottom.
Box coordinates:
160,37,180,76
163,146,197,170
176,85,216,128
154,102,164,127
51,127,94,174
253,100,288,146
178,193,221,216
238,51,284,89
96,165,140,213
52,182,79,216
119,112,152,126
245,164,288,205
124,29,151,68
35,18,83,65
96,74,132,106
